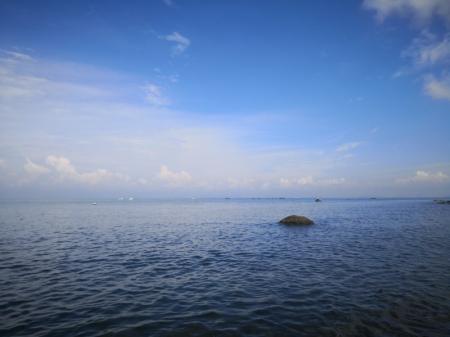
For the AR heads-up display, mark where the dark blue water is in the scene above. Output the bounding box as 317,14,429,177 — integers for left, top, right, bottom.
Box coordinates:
1,199,449,337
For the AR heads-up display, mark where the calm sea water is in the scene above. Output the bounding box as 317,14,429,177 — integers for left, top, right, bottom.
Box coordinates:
0,199,449,337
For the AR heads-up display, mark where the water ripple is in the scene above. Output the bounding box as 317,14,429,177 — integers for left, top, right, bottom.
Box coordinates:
0,199,449,336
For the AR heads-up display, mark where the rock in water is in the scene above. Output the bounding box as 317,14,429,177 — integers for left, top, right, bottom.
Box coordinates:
279,215,314,225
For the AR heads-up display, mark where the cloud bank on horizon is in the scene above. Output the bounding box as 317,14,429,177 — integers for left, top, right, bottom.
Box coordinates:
0,0,449,198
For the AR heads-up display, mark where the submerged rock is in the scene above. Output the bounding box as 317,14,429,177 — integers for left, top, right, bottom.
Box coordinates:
279,215,314,225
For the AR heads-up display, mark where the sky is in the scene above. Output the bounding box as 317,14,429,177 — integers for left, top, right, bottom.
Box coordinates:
0,0,449,199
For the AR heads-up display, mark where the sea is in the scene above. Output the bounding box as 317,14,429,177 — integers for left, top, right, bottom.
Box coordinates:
0,198,449,337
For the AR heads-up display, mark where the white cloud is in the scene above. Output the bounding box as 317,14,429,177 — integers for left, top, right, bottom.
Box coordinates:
143,83,170,106
363,0,450,24
397,170,449,183
279,178,291,188
137,178,148,185
46,155,77,177
158,165,192,186
163,32,191,55
322,177,347,185
80,169,130,185
424,74,450,100
296,176,315,185
24,158,50,177
226,177,260,189
45,155,129,185
279,176,345,188
336,142,361,152
2,48,448,197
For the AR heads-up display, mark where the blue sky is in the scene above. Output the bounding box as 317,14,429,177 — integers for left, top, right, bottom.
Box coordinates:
0,0,449,198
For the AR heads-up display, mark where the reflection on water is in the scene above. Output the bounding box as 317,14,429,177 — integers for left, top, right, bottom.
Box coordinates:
0,199,449,336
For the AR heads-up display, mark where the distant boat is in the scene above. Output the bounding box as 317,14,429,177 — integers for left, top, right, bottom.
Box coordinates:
91,202,97,205
315,198,321,202
128,197,134,201
434,199,450,205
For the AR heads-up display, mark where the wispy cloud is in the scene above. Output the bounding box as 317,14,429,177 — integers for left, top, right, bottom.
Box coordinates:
336,142,361,152
402,31,450,68
364,1,450,103
363,0,450,24
403,31,450,101
2,50,34,62
397,170,449,184
279,176,346,188
162,0,175,8
0,50,113,100
143,83,170,106
1,49,447,197
163,32,191,56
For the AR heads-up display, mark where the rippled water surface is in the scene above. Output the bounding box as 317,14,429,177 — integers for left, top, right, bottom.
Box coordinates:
1,199,449,337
